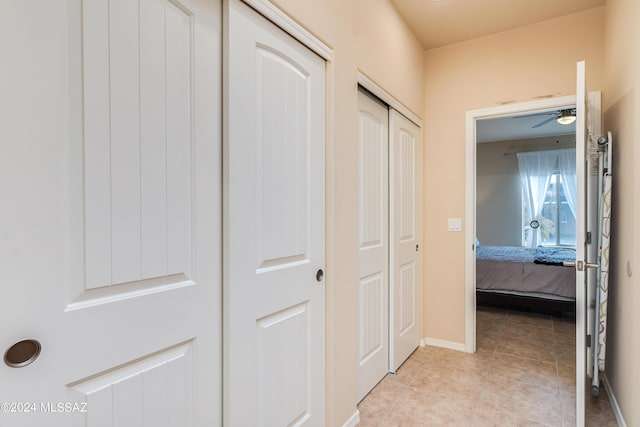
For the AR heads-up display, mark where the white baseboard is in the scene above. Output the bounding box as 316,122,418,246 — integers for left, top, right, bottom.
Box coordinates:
603,374,627,427
342,409,360,427
420,337,467,352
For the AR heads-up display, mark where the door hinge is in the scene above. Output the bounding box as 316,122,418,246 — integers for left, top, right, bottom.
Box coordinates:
586,231,592,245
587,334,592,348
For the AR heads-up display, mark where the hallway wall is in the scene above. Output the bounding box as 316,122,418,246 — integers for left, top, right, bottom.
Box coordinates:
422,7,605,344
603,0,640,424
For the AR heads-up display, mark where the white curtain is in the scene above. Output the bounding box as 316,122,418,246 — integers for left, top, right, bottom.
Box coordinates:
517,150,559,247
557,148,577,218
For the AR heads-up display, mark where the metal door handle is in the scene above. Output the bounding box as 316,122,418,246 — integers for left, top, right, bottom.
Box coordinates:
316,269,324,282
564,260,599,271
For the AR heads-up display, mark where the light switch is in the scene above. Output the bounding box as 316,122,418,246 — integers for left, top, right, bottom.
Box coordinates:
448,218,462,232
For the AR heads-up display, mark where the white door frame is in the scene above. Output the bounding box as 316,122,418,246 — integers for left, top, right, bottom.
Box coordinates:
240,0,332,61
464,94,578,353
357,72,422,128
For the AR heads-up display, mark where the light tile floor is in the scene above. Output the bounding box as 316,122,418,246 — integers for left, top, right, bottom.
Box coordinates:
357,306,618,426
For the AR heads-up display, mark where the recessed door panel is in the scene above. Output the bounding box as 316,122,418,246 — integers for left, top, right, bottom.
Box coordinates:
255,47,309,269
257,303,310,426
359,274,385,363
69,343,193,427
399,261,416,336
398,129,416,243
83,0,193,293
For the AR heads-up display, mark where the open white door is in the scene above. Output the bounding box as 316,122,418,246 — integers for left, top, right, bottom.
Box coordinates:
223,0,326,425
357,90,390,402
0,0,221,425
574,58,589,427
574,60,602,427
389,109,421,371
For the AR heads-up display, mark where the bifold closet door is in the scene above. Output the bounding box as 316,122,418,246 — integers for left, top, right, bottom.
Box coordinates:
224,0,326,425
389,109,421,371
357,90,390,402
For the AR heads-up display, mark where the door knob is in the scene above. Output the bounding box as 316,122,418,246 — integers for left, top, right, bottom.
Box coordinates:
564,260,600,271
316,269,324,282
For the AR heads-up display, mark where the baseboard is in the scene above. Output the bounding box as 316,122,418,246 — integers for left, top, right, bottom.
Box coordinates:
420,337,466,352
603,374,627,427
342,409,360,427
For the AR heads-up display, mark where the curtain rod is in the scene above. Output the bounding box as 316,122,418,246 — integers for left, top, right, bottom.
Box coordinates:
502,147,576,158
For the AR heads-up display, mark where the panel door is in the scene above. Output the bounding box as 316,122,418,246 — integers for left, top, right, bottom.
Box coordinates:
389,109,421,371
0,0,221,425
357,90,390,402
223,0,326,425
574,60,602,427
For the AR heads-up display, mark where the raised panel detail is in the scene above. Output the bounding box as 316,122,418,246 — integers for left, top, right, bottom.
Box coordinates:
69,343,193,427
398,129,415,242
359,273,384,364
256,303,310,426
255,46,310,271
399,262,416,336
82,0,193,291
359,113,385,249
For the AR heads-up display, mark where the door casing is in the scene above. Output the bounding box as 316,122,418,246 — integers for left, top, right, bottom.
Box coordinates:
465,90,602,425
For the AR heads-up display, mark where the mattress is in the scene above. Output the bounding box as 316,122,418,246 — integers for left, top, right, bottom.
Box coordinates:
476,258,576,300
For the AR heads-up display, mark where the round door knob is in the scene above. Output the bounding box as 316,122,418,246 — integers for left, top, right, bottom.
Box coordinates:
4,339,41,368
316,269,324,282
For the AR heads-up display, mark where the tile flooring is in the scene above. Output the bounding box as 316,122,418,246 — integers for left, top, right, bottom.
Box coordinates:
357,306,618,426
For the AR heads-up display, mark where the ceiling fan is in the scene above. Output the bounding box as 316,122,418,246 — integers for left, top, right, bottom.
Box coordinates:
515,108,577,128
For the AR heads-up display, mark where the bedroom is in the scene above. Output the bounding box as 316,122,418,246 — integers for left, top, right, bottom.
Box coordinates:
475,114,578,314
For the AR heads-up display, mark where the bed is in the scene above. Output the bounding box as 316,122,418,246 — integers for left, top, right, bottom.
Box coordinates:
476,245,577,314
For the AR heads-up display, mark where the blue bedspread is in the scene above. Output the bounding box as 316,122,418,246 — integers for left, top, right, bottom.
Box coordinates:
534,246,576,263
476,245,575,264
476,245,535,262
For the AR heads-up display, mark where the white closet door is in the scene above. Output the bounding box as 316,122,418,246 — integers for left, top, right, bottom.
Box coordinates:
357,90,390,402
389,109,421,371
0,0,221,425
224,0,326,425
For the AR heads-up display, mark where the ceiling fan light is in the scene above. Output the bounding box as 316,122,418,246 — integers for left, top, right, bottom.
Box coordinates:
556,110,576,125
557,115,576,125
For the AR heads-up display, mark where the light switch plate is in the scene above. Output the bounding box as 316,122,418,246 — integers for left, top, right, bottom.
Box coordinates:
448,218,462,232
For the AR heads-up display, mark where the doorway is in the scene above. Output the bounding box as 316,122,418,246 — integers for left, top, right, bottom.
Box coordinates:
465,84,602,425
464,94,581,350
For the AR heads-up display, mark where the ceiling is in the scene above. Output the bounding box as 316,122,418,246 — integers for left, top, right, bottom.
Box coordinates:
388,0,598,142
476,111,576,143
390,0,605,50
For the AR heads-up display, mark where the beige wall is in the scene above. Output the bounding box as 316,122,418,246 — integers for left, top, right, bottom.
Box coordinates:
423,8,605,344
266,1,424,425
603,0,640,425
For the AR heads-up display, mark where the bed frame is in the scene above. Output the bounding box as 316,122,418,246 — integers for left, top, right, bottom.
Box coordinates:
476,290,576,317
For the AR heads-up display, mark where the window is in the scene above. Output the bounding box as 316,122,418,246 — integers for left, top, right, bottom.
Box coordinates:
517,148,576,248
524,172,576,247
